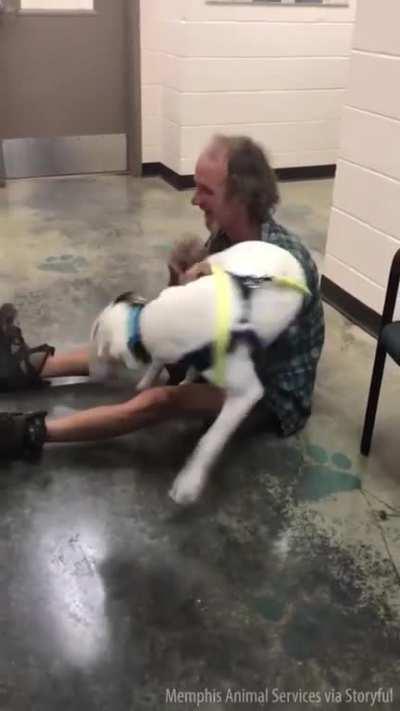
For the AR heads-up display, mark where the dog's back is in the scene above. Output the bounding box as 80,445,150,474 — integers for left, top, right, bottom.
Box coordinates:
213,240,306,347
90,240,306,376
142,241,306,361
209,240,300,278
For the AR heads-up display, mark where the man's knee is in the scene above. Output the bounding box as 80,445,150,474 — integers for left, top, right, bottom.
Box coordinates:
122,384,180,419
121,382,222,423
150,384,180,411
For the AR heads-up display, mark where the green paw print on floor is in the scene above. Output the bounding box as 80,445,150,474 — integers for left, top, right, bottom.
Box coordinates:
38,254,88,274
298,444,361,502
253,595,286,623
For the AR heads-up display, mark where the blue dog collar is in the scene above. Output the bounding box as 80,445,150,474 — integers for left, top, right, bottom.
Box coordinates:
127,305,151,363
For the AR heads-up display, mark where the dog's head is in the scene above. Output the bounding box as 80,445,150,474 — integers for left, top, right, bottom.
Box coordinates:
90,291,150,380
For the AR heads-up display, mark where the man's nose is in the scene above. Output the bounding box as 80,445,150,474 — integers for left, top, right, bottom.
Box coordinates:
191,190,200,207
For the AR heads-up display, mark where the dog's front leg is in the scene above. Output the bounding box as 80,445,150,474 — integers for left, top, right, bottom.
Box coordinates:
180,366,198,385
136,359,164,391
169,354,263,505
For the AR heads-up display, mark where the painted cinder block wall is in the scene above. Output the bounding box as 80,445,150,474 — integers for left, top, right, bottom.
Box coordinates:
140,0,357,174
324,0,400,318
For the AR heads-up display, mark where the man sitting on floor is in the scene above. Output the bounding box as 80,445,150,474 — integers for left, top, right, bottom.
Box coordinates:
0,134,325,460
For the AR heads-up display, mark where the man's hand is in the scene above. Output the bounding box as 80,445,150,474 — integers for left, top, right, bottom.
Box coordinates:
182,260,212,284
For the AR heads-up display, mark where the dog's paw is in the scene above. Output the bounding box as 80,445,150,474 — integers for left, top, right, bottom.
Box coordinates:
136,363,164,392
180,366,198,386
136,377,150,392
169,468,207,506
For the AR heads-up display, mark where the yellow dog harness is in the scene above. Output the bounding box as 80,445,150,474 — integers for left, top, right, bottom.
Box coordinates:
211,263,310,388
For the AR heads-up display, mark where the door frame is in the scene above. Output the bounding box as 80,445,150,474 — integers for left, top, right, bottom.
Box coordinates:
125,0,142,177
0,0,141,185
0,142,5,188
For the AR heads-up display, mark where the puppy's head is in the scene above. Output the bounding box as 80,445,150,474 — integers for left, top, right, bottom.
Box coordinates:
168,237,208,286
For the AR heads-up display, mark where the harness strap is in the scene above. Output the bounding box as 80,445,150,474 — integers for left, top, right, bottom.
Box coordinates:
211,264,232,388
273,275,310,296
228,272,310,298
211,266,310,387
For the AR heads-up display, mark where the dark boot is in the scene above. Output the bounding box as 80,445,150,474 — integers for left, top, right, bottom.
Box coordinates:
0,303,55,392
0,411,47,461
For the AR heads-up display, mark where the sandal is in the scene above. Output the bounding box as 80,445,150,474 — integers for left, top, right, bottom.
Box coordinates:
0,410,47,461
0,303,55,391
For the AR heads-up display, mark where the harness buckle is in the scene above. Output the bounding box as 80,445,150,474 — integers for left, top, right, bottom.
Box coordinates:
241,275,271,290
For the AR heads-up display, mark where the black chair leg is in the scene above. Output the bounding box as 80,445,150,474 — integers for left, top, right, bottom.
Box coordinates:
361,344,387,456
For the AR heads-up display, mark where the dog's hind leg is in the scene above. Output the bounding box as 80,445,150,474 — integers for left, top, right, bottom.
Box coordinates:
169,344,263,505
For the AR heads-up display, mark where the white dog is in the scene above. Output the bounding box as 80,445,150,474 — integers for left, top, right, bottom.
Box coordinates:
90,241,308,505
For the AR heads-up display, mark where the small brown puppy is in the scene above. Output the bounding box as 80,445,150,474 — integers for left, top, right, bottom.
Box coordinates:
168,237,210,286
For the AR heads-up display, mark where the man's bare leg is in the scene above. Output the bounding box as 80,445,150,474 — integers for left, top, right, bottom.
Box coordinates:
41,346,90,378
46,383,225,442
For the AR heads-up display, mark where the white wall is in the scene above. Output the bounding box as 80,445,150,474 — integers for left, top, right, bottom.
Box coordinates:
324,0,400,317
141,0,356,174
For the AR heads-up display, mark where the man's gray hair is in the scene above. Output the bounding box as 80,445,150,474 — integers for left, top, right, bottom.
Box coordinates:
209,134,280,224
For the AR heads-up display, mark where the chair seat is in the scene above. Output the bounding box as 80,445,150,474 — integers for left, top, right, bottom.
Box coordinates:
381,321,400,364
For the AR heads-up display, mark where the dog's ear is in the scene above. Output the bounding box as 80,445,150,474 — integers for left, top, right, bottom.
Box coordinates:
114,292,147,308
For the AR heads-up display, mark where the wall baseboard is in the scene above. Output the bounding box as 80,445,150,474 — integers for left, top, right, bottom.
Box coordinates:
142,162,194,189
276,164,336,181
142,162,336,190
321,276,380,338
141,162,161,177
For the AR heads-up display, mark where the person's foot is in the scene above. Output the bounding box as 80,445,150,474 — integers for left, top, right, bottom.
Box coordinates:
0,303,55,392
0,411,47,461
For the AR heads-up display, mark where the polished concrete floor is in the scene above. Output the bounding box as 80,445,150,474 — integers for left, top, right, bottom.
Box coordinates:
1,175,400,710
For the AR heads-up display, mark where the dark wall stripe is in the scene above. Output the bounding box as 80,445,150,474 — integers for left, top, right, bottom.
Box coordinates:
142,162,336,191
321,276,380,338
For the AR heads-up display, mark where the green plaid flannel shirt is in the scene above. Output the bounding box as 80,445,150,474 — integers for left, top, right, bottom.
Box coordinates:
206,218,325,436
